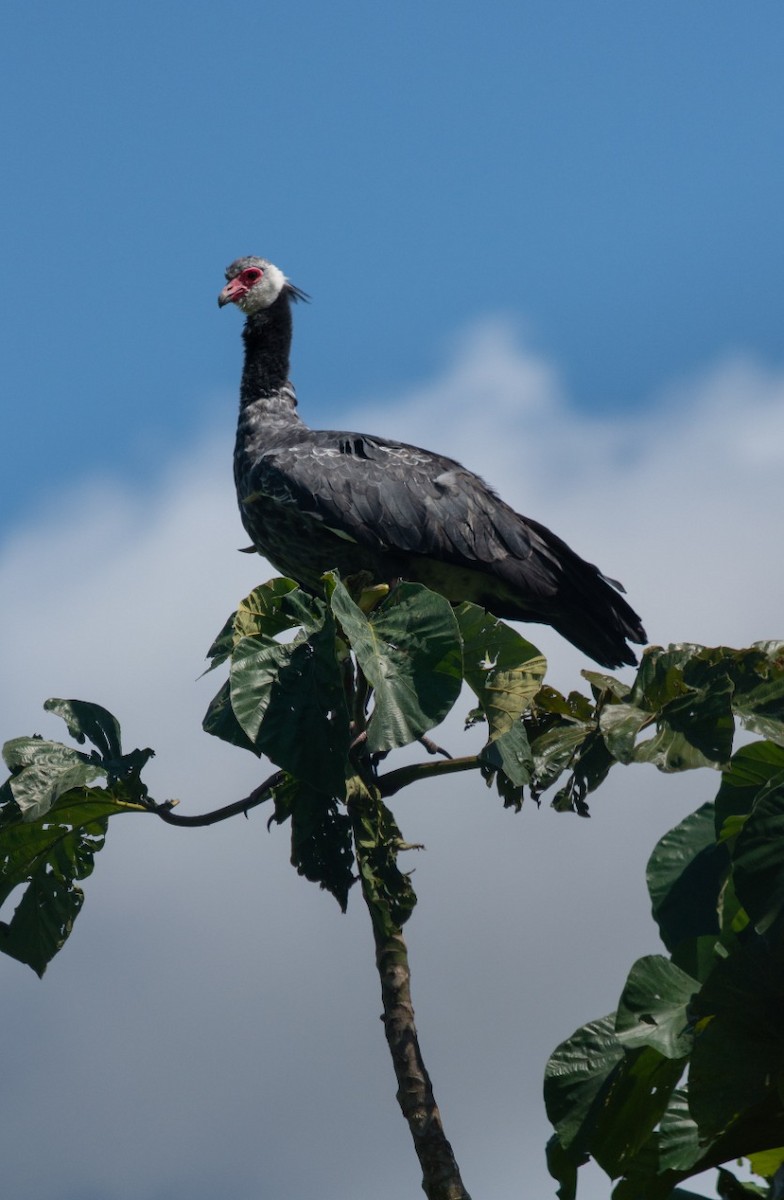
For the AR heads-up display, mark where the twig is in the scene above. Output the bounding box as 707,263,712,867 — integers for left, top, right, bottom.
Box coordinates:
142,770,284,827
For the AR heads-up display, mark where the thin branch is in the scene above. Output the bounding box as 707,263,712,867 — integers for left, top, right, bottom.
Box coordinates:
142,770,284,827
377,755,481,799
140,756,483,826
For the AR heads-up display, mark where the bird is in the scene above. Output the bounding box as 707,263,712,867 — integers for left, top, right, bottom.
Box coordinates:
218,256,646,668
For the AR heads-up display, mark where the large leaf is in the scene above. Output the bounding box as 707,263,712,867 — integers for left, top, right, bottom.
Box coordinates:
454,601,546,737
732,776,784,933
529,722,594,795
3,738,104,821
229,636,295,743
0,786,144,975
544,1014,624,1151
202,678,258,753
615,956,699,1058
733,640,784,745
608,1089,703,1199
204,578,301,671
329,578,463,752
229,615,350,796
599,702,651,764
627,645,738,771
255,621,350,797
43,698,123,761
646,803,728,956
545,1132,586,1200
689,935,784,1140
589,1047,686,1177
269,775,354,911
715,741,784,834
545,1015,685,1175
633,727,720,773
656,1088,703,1172
479,721,533,804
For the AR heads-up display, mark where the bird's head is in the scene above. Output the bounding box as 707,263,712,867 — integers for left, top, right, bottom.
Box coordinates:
218,257,308,313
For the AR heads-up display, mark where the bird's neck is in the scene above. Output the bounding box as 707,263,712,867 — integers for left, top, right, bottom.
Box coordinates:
240,295,296,406
236,295,304,457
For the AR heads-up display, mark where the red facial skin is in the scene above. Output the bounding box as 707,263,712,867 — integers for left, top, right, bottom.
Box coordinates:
217,266,263,307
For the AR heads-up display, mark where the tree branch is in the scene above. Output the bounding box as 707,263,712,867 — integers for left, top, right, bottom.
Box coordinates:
377,756,481,799
140,755,482,827
369,918,473,1200
142,770,284,826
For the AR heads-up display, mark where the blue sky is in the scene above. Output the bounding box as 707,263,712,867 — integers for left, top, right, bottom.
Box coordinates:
2,5,784,1200
3,0,783,532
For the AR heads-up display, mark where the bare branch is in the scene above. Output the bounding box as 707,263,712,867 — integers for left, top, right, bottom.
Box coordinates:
143,770,284,827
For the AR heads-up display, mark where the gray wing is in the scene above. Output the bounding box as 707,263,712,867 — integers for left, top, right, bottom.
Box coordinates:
248,430,559,594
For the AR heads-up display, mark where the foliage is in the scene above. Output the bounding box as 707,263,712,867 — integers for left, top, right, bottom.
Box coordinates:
0,699,152,975
542,643,784,1200
2,578,784,1198
0,576,545,971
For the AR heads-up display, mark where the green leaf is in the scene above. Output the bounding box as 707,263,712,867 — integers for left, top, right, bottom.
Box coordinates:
615,956,699,1058
625,644,741,771
690,936,784,1140
43,698,123,760
227,609,350,796
715,742,784,834
528,720,595,799
544,1014,624,1150
329,578,463,752
254,621,350,798
1,866,86,977
732,776,784,933
608,1089,703,1199
593,1047,686,1176
348,777,417,936
733,641,784,745
633,727,719,773
646,803,729,954
269,776,354,911
546,1132,586,1200
3,738,104,821
204,578,301,671
599,702,651,764
0,786,144,975
656,1088,703,1172
545,1015,685,1175
747,1147,784,1180
479,721,533,807
229,635,296,742
202,679,258,753
454,601,546,738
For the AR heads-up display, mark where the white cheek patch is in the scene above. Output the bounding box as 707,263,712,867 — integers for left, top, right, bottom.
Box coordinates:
239,263,288,313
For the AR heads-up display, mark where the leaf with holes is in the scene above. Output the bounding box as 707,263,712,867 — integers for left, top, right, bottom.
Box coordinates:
329,577,463,752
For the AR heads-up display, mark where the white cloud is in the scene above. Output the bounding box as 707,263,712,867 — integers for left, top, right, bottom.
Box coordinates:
1,325,781,1200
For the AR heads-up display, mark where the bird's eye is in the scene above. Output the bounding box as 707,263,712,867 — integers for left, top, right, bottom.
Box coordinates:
242,267,263,284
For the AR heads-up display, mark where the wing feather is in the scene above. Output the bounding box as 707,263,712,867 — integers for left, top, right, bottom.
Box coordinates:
246,429,560,589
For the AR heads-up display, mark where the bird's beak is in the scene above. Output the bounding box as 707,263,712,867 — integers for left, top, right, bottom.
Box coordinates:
218,278,247,308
